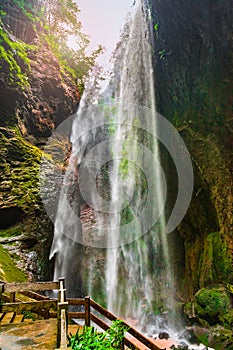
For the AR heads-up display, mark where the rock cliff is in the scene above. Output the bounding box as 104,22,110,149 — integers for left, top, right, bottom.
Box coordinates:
0,0,80,281
149,0,233,298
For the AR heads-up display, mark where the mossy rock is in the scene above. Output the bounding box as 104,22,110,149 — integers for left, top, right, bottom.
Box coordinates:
190,325,233,349
0,127,54,281
209,327,233,350
194,285,232,325
219,309,233,329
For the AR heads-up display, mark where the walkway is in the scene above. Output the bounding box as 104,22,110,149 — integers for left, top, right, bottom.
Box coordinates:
0,319,57,349
0,279,177,349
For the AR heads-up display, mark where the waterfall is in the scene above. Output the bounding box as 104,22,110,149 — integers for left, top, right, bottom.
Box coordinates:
46,0,178,331
104,0,175,322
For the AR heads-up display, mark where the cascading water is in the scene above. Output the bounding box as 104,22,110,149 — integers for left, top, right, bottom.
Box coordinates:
104,0,175,322
48,0,177,333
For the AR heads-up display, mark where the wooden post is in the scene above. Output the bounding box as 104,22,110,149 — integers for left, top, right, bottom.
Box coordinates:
43,308,49,319
60,307,68,348
57,278,68,348
58,278,66,303
10,292,15,303
85,296,90,327
57,303,61,348
57,302,68,348
0,284,4,303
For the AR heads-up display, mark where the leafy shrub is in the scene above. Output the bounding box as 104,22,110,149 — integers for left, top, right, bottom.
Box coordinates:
68,319,129,350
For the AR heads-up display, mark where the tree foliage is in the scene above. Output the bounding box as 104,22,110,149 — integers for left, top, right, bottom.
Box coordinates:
1,0,103,90
37,0,103,89
40,0,82,37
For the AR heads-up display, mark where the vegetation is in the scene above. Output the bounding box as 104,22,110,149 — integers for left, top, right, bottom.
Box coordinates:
12,0,40,21
22,310,36,320
0,0,103,92
37,0,103,90
0,21,36,88
0,128,42,283
154,22,159,39
0,128,42,213
0,224,24,238
0,244,27,282
68,320,128,350
159,49,166,60
194,286,232,326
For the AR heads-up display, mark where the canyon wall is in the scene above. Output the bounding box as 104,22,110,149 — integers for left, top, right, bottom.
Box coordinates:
149,0,233,299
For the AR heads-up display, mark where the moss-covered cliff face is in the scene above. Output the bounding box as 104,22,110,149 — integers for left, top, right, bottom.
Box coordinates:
0,126,55,281
149,0,233,299
0,0,80,142
0,0,80,281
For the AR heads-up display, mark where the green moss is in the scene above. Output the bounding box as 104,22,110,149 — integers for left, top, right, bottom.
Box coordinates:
197,232,232,288
181,128,233,295
0,128,42,283
0,21,36,88
0,224,24,238
210,328,233,349
209,232,232,281
194,286,232,325
0,244,27,282
196,333,209,347
219,309,233,328
0,127,43,213
194,327,233,350
0,10,6,18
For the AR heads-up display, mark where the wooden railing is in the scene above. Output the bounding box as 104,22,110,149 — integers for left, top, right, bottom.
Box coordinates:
0,280,58,319
0,279,162,350
67,297,162,350
0,279,63,347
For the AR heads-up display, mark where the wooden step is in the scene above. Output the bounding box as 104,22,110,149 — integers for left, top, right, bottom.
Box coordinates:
24,318,33,322
0,313,4,321
13,314,24,323
0,312,15,324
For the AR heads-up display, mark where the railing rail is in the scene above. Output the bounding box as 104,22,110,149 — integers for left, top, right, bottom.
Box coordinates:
0,300,57,313
90,299,162,350
66,297,162,350
1,281,59,293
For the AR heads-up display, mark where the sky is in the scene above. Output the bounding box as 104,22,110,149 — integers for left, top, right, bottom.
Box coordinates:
74,0,134,68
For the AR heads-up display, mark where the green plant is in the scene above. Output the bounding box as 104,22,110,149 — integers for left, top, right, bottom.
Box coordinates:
0,224,24,239
22,310,36,321
154,23,159,31
107,319,129,348
159,49,166,60
68,320,129,349
1,0,102,90
0,10,6,18
154,22,159,39
39,0,103,86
